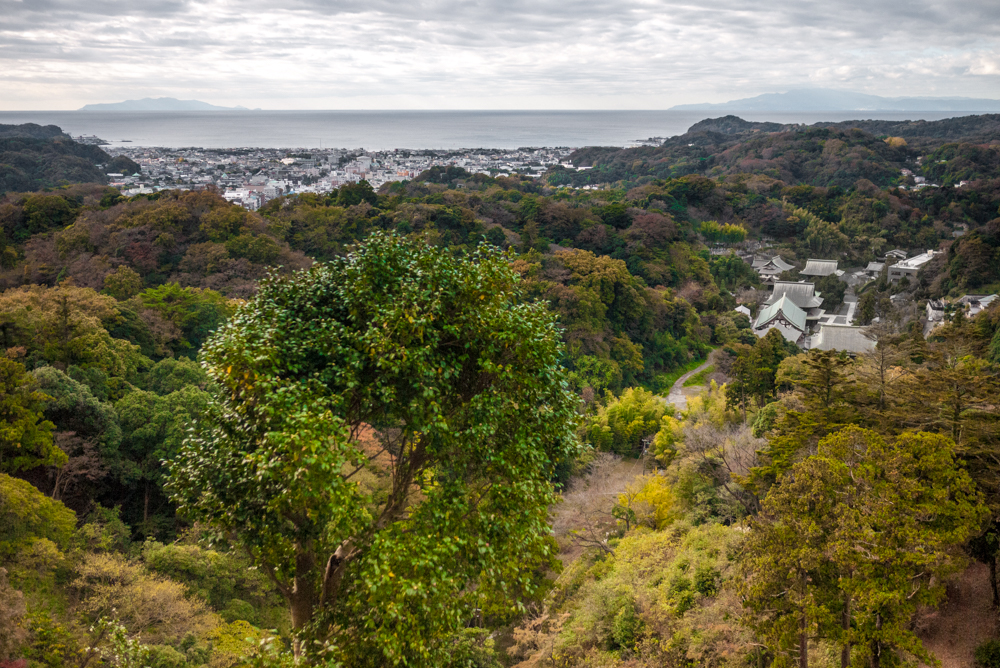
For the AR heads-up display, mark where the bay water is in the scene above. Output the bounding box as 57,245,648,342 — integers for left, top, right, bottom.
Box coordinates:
0,109,977,150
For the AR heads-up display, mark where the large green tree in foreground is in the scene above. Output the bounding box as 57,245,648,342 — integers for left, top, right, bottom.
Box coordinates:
168,233,579,664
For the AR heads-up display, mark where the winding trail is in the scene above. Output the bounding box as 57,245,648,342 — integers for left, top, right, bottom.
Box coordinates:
665,358,713,411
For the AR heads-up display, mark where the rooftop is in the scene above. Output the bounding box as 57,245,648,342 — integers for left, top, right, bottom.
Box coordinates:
755,294,808,333
753,255,794,272
892,250,938,270
800,259,839,277
810,324,876,354
957,294,998,306
767,281,824,310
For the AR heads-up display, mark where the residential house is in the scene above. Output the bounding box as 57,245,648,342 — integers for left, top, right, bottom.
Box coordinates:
957,294,999,317
863,261,885,278
925,295,996,336
926,299,946,324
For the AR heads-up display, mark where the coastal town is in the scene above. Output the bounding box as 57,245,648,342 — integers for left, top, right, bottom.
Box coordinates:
90,138,997,358
95,142,579,210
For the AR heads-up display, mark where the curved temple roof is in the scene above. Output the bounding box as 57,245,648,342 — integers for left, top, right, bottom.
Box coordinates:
754,294,807,332
811,324,876,353
767,281,824,309
800,259,839,277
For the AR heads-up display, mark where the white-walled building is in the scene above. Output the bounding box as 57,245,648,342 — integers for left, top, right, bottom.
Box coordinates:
888,250,938,283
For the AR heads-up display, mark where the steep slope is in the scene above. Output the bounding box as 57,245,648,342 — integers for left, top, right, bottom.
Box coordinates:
0,124,112,195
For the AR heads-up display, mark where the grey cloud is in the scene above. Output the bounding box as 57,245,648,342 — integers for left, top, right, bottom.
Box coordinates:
1,0,999,109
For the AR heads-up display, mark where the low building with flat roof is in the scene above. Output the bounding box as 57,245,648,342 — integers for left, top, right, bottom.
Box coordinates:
888,250,938,283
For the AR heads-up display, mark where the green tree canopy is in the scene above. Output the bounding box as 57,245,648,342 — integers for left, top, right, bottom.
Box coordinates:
116,386,210,532
0,472,75,558
167,233,579,663
584,387,668,456
32,366,122,504
738,426,986,668
141,357,210,396
0,284,147,379
137,283,232,357
0,357,58,473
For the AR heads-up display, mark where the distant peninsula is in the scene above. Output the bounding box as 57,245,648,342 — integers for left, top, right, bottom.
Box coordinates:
78,97,252,112
670,88,1000,112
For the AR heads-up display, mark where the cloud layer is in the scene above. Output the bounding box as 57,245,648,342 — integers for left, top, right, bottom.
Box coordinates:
2,0,998,109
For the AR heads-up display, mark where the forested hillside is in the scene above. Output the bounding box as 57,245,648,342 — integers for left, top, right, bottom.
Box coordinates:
1,117,999,668
559,113,1000,193
0,124,140,197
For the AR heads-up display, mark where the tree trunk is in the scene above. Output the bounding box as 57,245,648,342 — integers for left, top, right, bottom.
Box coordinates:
990,556,999,609
289,543,317,657
143,482,150,525
52,468,64,501
800,613,808,668
739,383,746,424
871,613,882,668
840,593,851,668
800,574,809,668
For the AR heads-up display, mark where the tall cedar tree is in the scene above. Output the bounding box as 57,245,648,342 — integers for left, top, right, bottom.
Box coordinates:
738,426,986,668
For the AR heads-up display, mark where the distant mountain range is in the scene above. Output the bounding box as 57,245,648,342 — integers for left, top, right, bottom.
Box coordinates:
670,89,1000,112
78,97,252,111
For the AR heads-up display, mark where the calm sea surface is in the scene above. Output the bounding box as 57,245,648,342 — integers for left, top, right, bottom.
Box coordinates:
0,110,977,150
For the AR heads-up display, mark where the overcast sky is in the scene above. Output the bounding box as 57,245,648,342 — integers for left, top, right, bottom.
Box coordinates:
2,0,999,109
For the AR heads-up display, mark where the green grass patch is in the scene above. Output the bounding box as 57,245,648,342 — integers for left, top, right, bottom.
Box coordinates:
683,365,715,387
653,355,710,393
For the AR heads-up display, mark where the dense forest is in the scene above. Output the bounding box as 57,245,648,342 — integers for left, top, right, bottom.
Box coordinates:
1,116,999,668
0,125,140,196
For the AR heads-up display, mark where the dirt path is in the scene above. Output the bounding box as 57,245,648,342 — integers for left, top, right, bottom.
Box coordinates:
665,358,713,411
918,562,997,667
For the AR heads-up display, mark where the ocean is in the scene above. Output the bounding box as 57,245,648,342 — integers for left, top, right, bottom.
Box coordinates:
0,109,979,150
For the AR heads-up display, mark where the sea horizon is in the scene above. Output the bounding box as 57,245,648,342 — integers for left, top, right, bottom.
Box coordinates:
0,109,984,151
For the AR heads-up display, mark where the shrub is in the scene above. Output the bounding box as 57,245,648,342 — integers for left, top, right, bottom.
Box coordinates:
147,644,186,668
693,564,719,597
207,620,267,667
73,552,218,645
653,415,682,464
620,473,677,529
0,567,27,659
585,387,667,456
484,226,507,248
976,639,1000,668
0,474,75,557
141,541,276,614
220,599,256,625
611,600,642,650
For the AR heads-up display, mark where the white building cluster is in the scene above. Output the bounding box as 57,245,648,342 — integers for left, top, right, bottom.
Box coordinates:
102,144,577,207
